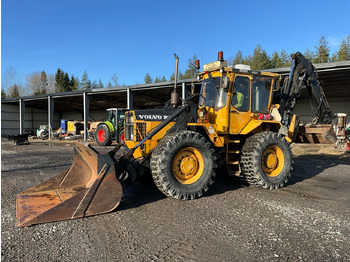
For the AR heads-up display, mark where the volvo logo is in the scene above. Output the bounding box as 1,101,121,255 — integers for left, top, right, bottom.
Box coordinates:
137,114,169,120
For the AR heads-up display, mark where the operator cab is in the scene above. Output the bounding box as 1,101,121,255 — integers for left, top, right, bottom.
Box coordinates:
197,51,279,134
107,108,126,128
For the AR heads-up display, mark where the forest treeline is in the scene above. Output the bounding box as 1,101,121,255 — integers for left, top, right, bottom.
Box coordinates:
2,35,349,98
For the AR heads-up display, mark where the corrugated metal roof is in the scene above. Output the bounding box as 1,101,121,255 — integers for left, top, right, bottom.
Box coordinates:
1,79,200,112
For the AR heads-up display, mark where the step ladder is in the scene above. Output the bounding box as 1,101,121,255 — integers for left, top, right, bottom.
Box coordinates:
225,139,242,176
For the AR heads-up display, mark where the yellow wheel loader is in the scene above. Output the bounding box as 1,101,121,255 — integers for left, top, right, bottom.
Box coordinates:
16,52,335,227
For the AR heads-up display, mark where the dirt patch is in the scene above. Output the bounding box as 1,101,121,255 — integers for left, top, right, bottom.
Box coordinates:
2,140,350,261
291,143,350,160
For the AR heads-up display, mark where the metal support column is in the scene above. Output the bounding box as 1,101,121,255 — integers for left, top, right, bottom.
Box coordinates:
127,88,133,110
182,82,187,103
83,92,90,141
48,96,55,140
19,99,25,134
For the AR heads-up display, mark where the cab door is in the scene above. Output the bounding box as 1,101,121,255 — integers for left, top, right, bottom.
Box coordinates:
229,75,252,134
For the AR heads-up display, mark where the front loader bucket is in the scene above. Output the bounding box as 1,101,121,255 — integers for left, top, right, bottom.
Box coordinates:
295,124,337,144
16,141,123,227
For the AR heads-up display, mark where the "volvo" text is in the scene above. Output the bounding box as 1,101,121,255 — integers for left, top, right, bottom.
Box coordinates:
138,115,169,120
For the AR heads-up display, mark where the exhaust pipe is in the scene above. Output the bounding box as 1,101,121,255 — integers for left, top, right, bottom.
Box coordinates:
171,53,180,107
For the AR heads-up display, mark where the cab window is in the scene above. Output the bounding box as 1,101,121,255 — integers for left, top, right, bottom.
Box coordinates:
231,76,250,112
251,76,272,113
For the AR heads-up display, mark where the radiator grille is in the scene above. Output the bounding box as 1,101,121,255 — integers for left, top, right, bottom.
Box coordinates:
136,122,147,142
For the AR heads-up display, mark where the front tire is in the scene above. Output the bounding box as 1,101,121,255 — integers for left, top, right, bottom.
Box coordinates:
240,131,292,189
95,124,112,146
150,131,217,200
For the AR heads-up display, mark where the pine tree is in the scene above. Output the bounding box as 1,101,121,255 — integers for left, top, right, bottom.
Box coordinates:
91,80,98,89
242,54,253,67
106,81,113,88
1,88,7,98
161,76,167,82
64,72,71,91
280,49,291,67
270,50,290,68
70,74,79,91
9,84,20,97
81,70,92,89
97,78,104,89
154,77,161,83
54,68,70,92
169,72,175,81
55,68,64,92
304,48,315,62
183,54,198,79
229,50,243,66
251,44,272,70
144,73,152,83
271,51,282,68
330,53,338,62
40,71,48,94
75,76,80,90
314,36,330,63
178,70,184,80
336,35,350,61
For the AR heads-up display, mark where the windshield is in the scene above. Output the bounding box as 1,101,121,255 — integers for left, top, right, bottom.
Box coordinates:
108,110,116,121
199,77,229,108
117,111,125,123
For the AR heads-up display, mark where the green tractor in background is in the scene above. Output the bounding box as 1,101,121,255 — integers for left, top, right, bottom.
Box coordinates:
95,108,126,146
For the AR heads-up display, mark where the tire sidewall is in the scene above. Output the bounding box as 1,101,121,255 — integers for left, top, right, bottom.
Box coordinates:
241,131,292,189
256,134,291,184
151,131,216,199
165,137,214,193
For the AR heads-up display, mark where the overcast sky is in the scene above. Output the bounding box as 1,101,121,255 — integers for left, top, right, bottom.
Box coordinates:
2,0,350,87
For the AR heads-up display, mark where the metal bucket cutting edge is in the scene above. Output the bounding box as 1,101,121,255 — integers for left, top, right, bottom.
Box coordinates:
16,141,123,227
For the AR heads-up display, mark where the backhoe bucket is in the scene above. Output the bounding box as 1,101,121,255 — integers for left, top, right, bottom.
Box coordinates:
16,141,123,227
296,124,337,144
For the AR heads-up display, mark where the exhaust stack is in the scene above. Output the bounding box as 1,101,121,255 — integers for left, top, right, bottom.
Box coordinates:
171,53,180,108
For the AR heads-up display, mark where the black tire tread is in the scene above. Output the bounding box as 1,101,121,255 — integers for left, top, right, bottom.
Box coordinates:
240,131,292,189
150,130,216,200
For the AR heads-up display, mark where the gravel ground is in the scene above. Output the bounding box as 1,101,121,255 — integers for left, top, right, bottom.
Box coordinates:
1,139,350,261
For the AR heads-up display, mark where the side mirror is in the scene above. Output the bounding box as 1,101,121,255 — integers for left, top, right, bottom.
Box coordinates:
220,76,230,90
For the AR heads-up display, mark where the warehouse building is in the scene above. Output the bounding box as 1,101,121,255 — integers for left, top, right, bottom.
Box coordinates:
2,60,350,140
1,80,195,139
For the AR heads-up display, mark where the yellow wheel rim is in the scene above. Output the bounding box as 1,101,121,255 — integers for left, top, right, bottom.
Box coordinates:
261,146,284,177
172,147,204,184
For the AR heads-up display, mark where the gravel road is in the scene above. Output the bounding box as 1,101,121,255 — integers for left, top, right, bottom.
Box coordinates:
1,139,350,261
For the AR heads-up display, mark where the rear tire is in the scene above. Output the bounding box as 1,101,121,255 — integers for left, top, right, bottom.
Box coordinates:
240,131,292,189
150,130,216,200
95,124,112,146
118,129,125,144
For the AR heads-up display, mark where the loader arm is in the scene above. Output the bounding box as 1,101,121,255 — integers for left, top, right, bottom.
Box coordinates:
278,52,334,128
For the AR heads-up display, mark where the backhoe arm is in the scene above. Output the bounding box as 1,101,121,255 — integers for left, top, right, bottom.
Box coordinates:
279,52,334,127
